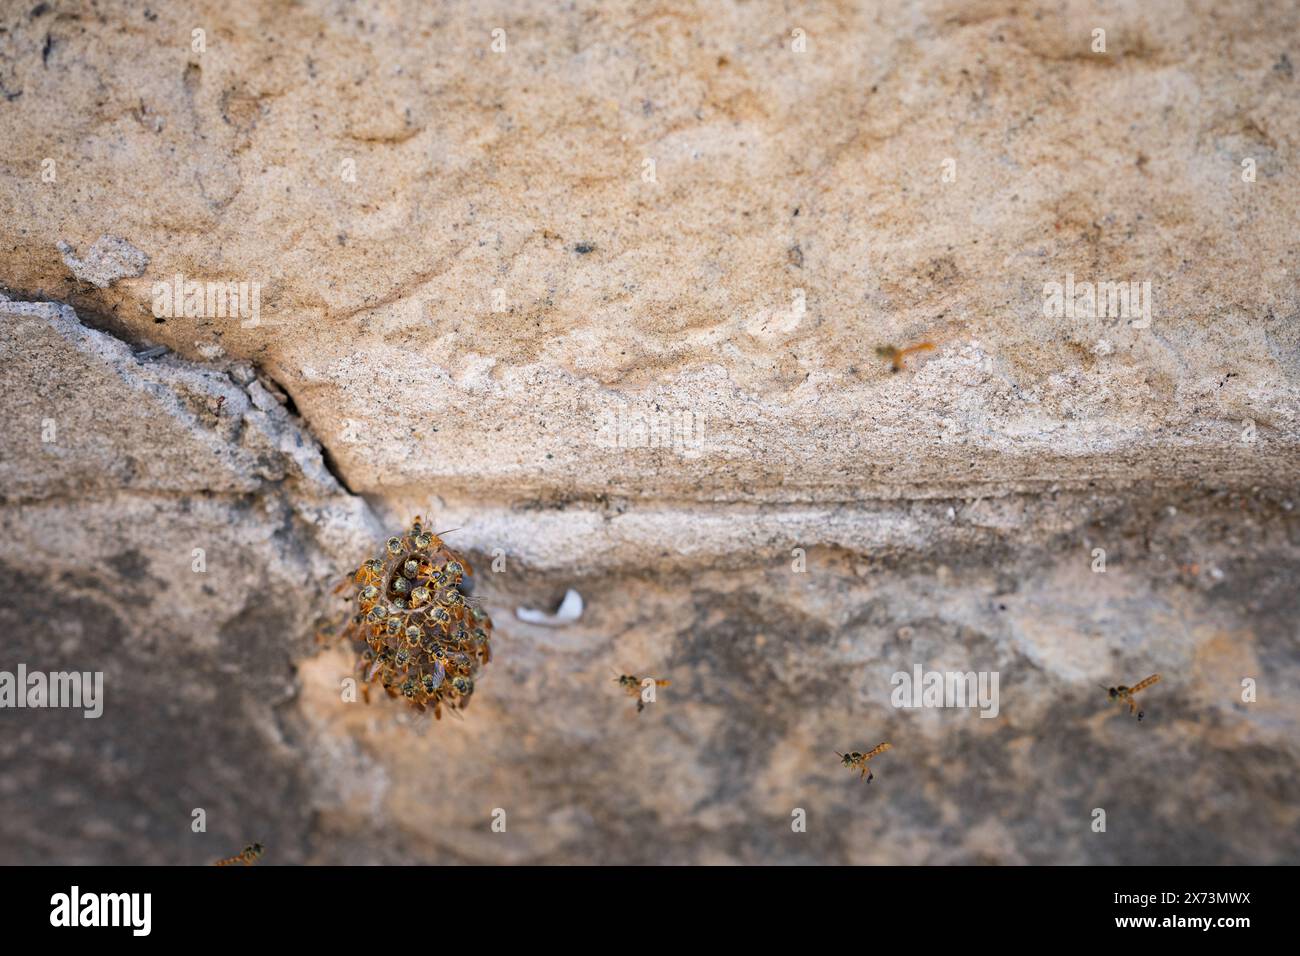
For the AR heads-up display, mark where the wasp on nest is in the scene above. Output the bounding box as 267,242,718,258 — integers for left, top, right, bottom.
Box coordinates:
335,517,493,720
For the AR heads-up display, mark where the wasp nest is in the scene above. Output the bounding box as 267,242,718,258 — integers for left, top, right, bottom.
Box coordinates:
340,517,492,719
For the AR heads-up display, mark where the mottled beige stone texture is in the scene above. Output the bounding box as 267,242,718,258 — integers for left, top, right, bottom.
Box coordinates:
0,0,1296,863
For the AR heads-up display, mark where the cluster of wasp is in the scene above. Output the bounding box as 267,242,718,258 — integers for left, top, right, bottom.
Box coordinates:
337,517,493,720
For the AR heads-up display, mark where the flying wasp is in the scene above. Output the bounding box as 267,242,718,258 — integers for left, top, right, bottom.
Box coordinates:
836,742,892,782
876,341,936,373
214,843,264,866
614,673,670,713
1103,674,1161,721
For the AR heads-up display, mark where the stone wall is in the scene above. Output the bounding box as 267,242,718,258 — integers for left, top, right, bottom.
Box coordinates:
1,0,1297,863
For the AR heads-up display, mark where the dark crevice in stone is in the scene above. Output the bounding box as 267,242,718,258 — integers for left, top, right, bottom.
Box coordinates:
2,287,362,501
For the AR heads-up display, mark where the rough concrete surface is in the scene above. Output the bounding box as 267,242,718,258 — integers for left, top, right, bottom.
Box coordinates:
0,0,1297,864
